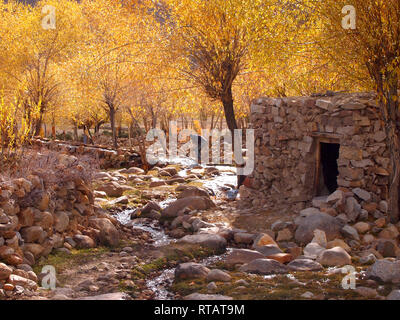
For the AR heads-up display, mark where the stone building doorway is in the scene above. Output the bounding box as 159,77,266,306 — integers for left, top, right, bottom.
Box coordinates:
315,138,340,196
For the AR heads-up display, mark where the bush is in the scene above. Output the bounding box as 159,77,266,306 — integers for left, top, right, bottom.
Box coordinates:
1,147,99,188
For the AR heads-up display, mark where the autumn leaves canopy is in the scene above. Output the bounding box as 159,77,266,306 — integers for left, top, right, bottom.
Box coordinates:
0,0,398,144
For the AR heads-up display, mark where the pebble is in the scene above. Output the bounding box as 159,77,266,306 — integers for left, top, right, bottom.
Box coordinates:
207,282,217,292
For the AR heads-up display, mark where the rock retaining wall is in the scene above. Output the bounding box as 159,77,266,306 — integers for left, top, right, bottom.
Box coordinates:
0,154,120,297
31,139,141,169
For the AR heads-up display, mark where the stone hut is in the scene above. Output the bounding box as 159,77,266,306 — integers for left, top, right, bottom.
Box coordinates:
242,92,390,216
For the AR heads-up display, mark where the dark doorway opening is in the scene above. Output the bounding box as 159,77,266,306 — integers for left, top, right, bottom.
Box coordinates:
317,142,340,195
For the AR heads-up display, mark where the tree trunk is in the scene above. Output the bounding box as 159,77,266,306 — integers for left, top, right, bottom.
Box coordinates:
387,122,400,223
367,63,400,223
34,113,44,136
109,106,118,149
382,90,400,223
95,121,104,134
73,123,78,141
221,86,238,134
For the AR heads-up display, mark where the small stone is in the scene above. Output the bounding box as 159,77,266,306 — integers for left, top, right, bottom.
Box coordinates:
239,259,289,275
276,229,292,242
266,253,293,264
288,246,302,259
3,283,14,291
367,259,400,283
345,197,361,222
303,242,325,259
207,282,217,292
254,245,282,256
252,233,278,248
375,218,386,228
352,188,371,202
363,234,375,244
355,287,378,298
379,225,399,240
235,279,249,286
379,201,388,214
387,290,400,300
73,235,95,249
301,291,314,299
234,233,255,245
206,269,231,282
326,190,345,205
327,239,351,252
287,259,323,271
178,234,227,252
311,229,327,248
360,254,377,265
376,240,397,258
225,249,265,266
0,263,13,280
183,293,232,300
8,274,37,290
175,263,210,281
353,222,370,234
341,225,360,241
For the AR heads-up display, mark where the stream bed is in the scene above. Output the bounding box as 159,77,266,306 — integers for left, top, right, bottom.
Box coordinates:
114,160,238,300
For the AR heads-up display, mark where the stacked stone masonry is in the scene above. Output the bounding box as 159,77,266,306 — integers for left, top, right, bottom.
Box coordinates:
0,154,120,294
31,138,141,169
242,92,390,214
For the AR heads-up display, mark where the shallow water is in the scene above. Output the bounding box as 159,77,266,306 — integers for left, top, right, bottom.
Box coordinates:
114,210,174,247
147,248,233,300
114,158,238,299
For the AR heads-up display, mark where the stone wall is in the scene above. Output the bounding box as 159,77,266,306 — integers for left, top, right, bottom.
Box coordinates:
0,154,120,296
31,138,141,169
241,92,390,214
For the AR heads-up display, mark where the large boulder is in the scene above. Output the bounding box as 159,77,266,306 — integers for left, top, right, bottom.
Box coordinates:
89,218,120,247
225,249,265,266
287,259,323,271
317,247,352,267
303,242,326,259
387,290,400,300
97,182,124,198
206,269,231,282
367,259,400,283
73,235,95,249
162,197,216,218
255,245,282,257
294,212,342,244
178,234,226,253
176,186,210,199
239,259,289,275
140,201,162,214
175,263,210,281
8,274,38,290
252,233,278,248
0,263,12,280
